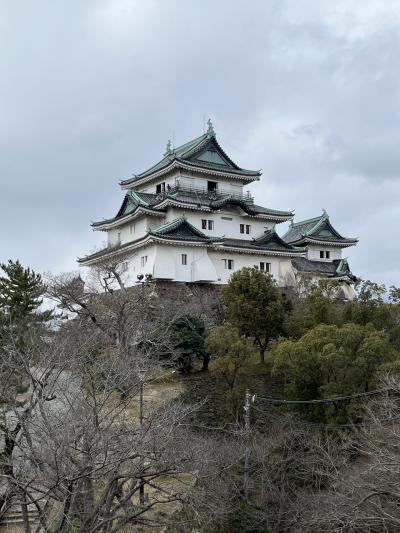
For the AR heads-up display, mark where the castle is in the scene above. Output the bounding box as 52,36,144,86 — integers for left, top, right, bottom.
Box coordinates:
79,121,358,298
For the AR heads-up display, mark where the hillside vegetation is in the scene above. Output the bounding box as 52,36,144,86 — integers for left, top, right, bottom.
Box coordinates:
1,260,400,532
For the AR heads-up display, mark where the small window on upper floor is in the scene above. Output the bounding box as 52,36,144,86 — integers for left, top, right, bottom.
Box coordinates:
121,261,128,272
259,262,271,273
207,180,218,193
141,256,148,268
181,254,187,265
223,259,234,270
202,219,214,230
240,224,251,234
156,182,166,194
320,250,331,259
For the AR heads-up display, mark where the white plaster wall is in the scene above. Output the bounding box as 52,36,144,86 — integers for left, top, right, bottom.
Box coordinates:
133,171,247,196
307,245,342,261
107,216,164,246
164,207,274,239
208,250,294,285
152,245,217,282
118,245,156,286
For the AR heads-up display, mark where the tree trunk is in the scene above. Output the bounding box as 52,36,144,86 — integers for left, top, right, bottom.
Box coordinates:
259,347,265,364
201,353,210,372
20,491,32,533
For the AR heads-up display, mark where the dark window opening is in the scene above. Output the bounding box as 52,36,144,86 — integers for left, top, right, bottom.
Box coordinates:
260,262,271,273
207,181,218,192
223,259,234,270
156,182,166,194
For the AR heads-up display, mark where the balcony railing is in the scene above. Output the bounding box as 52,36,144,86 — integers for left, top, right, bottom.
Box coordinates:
162,183,254,203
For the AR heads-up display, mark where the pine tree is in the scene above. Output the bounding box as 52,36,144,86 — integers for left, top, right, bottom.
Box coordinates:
0,259,51,325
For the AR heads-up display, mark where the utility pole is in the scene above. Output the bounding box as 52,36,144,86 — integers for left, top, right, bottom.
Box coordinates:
243,389,251,501
138,369,146,505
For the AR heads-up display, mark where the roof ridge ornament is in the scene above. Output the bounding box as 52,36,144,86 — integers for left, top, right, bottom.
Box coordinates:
322,208,329,219
206,118,215,138
164,139,173,157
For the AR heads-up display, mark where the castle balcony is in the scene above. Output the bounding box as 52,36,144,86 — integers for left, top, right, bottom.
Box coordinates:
165,183,254,204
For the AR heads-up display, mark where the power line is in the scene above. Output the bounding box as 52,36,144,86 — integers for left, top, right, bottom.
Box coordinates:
255,388,392,405
250,404,365,429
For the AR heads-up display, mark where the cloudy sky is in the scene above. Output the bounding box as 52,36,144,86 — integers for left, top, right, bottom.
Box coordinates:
1,0,399,285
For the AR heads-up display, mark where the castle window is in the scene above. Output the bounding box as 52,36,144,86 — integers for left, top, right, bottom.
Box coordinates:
181,254,187,265
121,261,128,272
240,224,251,234
207,180,218,192
260,262,270,273
202,219,214,230
141,256,148,267
223,259,234,270
326,251,330,259
156,182,166,194
320,250,324,259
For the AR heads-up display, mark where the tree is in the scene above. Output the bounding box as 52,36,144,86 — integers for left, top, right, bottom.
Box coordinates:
221,267,285,363
269,322,399,422
171,315,209,373
0,275,199,532
0,260,51,331
206,323,255,390
284,276,343,339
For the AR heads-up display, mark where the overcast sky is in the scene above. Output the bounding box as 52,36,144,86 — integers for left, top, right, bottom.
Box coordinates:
0,0,399,286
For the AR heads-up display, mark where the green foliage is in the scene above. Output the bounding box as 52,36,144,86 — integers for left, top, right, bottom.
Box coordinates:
0,259,50,324
206,323,256,389
222,267,285,363
269,323,399,422
284,277,343,339
171,315,208,372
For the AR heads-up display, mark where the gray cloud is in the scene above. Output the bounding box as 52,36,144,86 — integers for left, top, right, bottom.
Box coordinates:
0,0,399,285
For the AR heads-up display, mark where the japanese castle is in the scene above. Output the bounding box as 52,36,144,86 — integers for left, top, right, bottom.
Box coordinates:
79,121,358,298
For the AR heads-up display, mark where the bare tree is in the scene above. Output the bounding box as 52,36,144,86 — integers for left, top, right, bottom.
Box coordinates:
1,263,205,532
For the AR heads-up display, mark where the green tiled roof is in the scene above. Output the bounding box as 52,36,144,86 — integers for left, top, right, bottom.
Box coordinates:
120,131,260,186
92,189,292,228
149,216,212,242
221,229,304,254
292,257,357,281
283,211,357,246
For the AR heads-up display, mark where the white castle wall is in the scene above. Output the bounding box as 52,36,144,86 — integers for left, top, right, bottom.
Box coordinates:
107,216,164,246
164,207,274,240
307,245,342,261
118,243,296,286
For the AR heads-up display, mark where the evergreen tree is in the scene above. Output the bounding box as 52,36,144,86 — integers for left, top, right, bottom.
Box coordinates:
0,259,51,326
222,267,285,363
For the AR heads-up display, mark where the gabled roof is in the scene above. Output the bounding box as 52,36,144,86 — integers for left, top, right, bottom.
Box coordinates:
120,126,261,187
217,229,305,256
149,216,213,243
92,191,164,229
291,257,357,281
283,211,358,247
92,189,293,230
